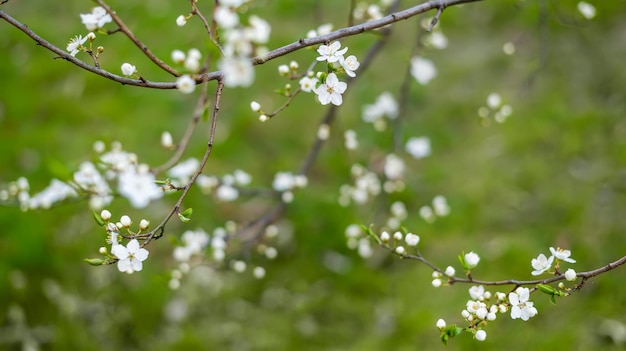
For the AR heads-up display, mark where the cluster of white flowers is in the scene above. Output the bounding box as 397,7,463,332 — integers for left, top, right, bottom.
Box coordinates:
272,171,308,203
531,247,577,277
478,92,513,125
344,224,373,258
92,211,151,274
65,7,111,58
2,141,166,211
338,164,381,206
419,195,450,223
214,2,271,87
187,165,252,202
362,92,398,131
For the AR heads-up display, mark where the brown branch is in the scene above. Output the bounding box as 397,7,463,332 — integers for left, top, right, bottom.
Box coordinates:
396,251,626,289
1,0,481,89
95,0,180,77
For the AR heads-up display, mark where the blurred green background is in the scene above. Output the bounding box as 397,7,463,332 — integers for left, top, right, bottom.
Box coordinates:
1,0,626,350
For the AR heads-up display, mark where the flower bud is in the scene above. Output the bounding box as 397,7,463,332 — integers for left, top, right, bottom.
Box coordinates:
250,101,261,112
176,15,187,27
120,215,132,227
139,219,150,230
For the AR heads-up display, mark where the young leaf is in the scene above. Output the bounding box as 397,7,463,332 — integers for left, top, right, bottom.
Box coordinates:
92,211,105,226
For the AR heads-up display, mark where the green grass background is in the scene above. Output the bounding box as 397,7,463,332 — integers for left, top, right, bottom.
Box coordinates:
1,0,625,350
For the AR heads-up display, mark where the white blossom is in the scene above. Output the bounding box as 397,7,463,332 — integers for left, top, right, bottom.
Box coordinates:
475,330,487,341
118,166,163,209
80,6,112,31
464,251,480,268
299,76,318,93
314,73,347,106
405,233,420,247
410,56,437,85
509,287,538,321
66,35,88,57
316,41,347,63
405,137,431,159
176,75,196,94
339,55,360,77
176,15,187,27
531,253,554,276
219,57,255,87
121,63,136,77
549,247,576,263
384,154,405,180
564,268,577,281
214,6,239,28
112,239,149,273
577,2,596,19
168,158,200,185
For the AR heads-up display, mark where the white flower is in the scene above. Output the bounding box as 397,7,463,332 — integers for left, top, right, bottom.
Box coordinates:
436,319,446,330
395,246,406,254
168,158,200,185
410,56,437,85
171,50,186,64
549,247,576,263
176,75,196,94
384,154,405,180
100,210,112,221
245,15,271,44
27,179,77,209
278,64,289,76
66,35,88,57
531,253,554,276
232,260,247,273
316,41,348,63
139,219,149,230
564,268,577,281
577,1,596,19
475,330,487,341
176,15,187,27
121,63,136,77
112,239,149,273
317,124,330,140
118,166,163,209
425,31,448,50
253,266,266,279
250,101,261,112
314,73,347,106
509,287,538,321
214,6,239,28
299,76,318,93
464,251,480,268
405,137,431,159
362,92,398,124
469,285,485,300
219,57,255,87
405,233,420,247
432,195,450,216
380,231,390,242
487,93,502,109
339,55,360,77
344,129,358,150
216,185,239,201
120,215,132,227
445,266,456,277
161,131,174,148
432,278,442,287
80,6,113,31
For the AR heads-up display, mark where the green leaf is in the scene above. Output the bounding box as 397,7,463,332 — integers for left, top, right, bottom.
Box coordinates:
178,208,193,223
537,283,556,295
550,294,557,305
84,258,105,266
92,211,105,226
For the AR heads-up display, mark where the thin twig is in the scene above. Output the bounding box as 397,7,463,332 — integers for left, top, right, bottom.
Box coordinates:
94,0,180,77
143,76,224,246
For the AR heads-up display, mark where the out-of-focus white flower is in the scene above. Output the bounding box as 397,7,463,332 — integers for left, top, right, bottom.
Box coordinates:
299,76,318,93
80,6,112,31
214,6,239,28
168,158,200,185
118,166,163,209
464,251,480,268
410,56,437,85
176,75,196,94
171,50,186,64
219,57,255,87
577,2,596,19
384,154,405,180
405,137,431,159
